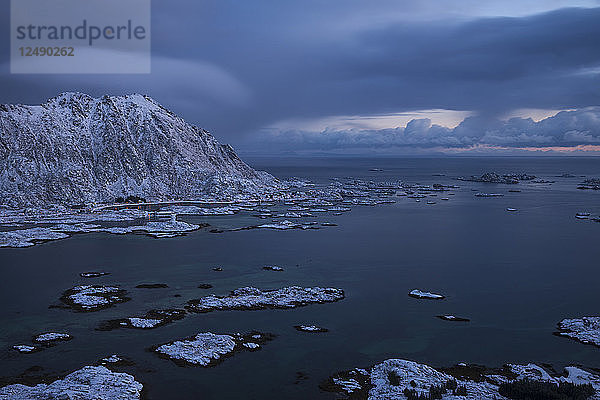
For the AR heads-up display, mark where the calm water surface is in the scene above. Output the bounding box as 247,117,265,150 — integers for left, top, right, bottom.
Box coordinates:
1,157,599,399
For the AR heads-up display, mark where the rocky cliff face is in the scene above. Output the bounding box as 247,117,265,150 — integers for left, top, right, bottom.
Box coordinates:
0,93,276,207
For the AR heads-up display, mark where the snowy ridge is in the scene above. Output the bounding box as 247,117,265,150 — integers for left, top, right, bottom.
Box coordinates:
0,92,277,207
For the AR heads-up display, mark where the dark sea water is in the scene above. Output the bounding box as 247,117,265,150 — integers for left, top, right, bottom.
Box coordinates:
1,157,599,399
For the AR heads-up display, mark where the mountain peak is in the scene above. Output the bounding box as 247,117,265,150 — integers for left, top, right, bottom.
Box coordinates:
45,92,94,107
0,94,276,208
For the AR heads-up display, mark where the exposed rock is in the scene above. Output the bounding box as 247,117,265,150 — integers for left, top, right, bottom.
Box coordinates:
294,371,310,384
0,365,143,400
556,317,600,347
257,220,301,230
321,368,371,397
475,193,504,197
96,355,135,369
197,284,213,289
437,315,470,322
186,286,345,313
263,265,284,271
80,272,110,278
578,178,600,190
409,289,445,300
294,325,329,333
135,283,169,289
100,355,122,364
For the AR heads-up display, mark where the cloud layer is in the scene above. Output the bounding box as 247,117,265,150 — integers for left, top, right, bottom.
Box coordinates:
244,108,600,154
0,1,599,153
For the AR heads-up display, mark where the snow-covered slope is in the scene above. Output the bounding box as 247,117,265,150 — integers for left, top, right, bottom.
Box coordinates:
0,92,276,207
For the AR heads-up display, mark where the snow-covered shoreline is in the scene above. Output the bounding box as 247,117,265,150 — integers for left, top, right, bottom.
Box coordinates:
324,358,600,400
0,174,449,248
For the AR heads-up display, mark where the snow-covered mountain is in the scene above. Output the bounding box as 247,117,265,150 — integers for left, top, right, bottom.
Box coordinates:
0,93,277,208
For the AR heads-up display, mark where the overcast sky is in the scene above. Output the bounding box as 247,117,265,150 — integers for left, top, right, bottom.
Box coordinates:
1,1,599,155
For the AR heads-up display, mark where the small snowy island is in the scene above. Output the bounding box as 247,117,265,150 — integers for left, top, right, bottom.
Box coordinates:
60,285,130,311
458,172,536,184
99,309,187,331
153,331,274,367
294,325,329,333
437,315,470,322
0,366,143,400
33,332,72,344
186,286,345,313
0,214,204,248
409,289,445,300
13,332,73,354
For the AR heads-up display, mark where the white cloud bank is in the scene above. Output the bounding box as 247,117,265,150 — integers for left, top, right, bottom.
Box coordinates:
245,107,600,154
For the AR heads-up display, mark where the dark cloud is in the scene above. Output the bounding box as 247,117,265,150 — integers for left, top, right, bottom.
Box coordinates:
0,2,599,152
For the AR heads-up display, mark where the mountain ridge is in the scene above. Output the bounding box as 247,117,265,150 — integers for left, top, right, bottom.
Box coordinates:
0,92,277,208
